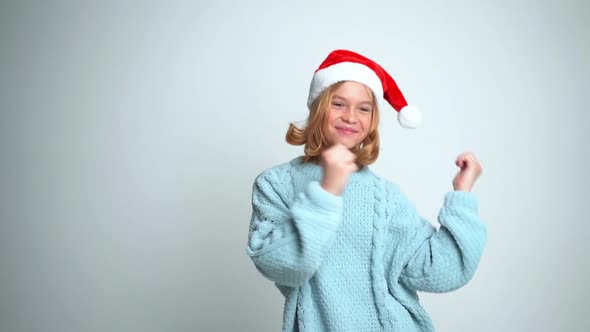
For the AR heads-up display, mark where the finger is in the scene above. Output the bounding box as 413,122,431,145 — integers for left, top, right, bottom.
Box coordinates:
343,159,357,171
329,143,344,152
459,160,467,169
463,158,472,169
459,151,474,160
467,152,479,162
465,154,480,169
456,155,467,167
344,150,357,162
463,152,476,162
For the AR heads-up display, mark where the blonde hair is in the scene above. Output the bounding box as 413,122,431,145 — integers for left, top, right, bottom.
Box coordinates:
286,81,380,167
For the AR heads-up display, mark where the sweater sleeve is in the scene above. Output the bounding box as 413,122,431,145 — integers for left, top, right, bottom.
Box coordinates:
388,187,487,293
246,169,343,287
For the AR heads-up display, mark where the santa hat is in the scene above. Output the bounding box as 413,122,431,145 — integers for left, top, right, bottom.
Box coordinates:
307,49,421,129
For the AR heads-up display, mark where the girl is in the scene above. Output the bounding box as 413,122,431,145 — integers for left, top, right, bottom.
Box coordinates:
246,49,487,332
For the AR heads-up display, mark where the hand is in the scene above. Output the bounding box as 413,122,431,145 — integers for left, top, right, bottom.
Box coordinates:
320,144,358,196
452,151,482,192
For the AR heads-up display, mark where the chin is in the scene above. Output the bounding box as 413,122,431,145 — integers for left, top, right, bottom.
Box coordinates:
326,134,361,149
340,141,358,149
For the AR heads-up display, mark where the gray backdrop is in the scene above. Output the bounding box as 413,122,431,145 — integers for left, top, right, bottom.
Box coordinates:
1,1,589,331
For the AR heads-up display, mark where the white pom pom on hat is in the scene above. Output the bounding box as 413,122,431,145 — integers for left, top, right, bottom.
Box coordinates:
307,49,422,129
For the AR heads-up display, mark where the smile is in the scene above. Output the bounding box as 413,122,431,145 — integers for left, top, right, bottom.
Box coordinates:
335,127,359,135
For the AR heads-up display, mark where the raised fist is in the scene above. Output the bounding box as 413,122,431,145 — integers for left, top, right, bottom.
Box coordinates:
452,151,483,192
320,144,358,196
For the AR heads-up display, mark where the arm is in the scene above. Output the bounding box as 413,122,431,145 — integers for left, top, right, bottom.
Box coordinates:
246,169,343,287
394,189,487,293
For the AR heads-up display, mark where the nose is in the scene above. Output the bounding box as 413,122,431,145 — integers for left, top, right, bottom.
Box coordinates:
341,108,358,123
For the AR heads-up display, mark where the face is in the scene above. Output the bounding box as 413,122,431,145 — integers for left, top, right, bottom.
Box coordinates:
323,81,374,149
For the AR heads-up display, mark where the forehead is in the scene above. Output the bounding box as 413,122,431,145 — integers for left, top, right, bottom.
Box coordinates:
332,81,373,102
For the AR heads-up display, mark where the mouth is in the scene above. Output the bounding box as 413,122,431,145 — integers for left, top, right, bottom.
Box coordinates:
335,127,359,135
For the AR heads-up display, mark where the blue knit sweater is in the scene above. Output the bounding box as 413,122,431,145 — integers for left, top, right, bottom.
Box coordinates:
247,157,487,332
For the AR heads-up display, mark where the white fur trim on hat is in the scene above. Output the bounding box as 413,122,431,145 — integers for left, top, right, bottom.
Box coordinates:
307,62,384,109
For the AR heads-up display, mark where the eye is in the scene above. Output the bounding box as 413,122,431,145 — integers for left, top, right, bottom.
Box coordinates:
332,102,344,108
360,108,371,113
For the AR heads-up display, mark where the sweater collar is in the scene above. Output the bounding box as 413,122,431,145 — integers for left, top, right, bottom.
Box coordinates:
289,156,373,183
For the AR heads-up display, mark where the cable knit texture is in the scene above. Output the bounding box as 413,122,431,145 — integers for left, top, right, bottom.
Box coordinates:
247,157,487,332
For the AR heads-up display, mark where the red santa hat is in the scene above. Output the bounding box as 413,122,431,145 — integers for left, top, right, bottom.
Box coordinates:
307,49,422,129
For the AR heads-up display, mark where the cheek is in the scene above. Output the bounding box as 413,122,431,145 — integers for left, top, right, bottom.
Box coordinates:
327,110,338,122
361,116,372,130
361,129,371,140
322,117,332,134
325,112,338,128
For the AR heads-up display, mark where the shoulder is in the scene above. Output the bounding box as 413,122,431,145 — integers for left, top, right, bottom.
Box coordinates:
253,157,304,192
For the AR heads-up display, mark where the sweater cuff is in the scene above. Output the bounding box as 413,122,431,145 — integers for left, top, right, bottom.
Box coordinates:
306,181,343,213
444,191,479,212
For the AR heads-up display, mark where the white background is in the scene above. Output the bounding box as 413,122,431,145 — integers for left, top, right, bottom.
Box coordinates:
1,1,589,331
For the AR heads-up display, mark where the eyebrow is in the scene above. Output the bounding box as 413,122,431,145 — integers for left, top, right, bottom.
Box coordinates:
332,95,373,106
